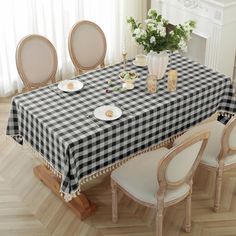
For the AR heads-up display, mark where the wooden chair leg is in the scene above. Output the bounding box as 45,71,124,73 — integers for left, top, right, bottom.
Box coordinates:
183,182,192,233
156,201,164,236
111,179,118,223
184,193,192,232
214,167,223,212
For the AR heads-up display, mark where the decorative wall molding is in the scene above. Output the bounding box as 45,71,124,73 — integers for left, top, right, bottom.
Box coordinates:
151,0,236,80
177,0,200,9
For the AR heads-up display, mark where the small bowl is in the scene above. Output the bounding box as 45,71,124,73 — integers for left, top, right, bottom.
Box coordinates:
119,71,138,90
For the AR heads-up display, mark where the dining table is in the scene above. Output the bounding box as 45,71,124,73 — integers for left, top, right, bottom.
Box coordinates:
6,52,236,219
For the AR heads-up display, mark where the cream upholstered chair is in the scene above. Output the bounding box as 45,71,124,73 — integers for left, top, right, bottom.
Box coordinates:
111,132,209,236
174,116,236,211
68,20,107,74
16,34,58,91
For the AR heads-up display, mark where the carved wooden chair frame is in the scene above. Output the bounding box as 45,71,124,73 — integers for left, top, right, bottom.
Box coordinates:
199,115,236,211
111,131,209,236
68,20,107,75
16,34,58,91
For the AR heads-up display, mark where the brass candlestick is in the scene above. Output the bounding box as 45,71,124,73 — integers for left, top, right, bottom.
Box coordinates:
122,51,127,71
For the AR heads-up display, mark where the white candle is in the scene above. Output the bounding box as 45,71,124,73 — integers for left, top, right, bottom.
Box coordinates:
122,32,127,54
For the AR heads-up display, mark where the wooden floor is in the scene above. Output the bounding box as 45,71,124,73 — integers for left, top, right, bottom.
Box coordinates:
1,98,236,236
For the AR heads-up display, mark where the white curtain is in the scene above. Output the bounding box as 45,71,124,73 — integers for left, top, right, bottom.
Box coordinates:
0,0,147,97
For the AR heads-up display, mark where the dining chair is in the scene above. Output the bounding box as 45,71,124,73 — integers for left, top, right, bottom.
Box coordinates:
173,116,236,211
68,20,107,75
111,132,209,236
16,34,58,91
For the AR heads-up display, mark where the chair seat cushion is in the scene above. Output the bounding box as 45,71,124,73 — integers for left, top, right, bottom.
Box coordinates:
174,120,236,168
111,147,190,205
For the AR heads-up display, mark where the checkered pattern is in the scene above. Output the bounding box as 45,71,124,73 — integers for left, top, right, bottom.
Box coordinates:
6,53,236,195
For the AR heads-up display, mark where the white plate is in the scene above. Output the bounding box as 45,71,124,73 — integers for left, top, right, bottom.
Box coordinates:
132,60,147,67
94,105,122,121
58,80,84,92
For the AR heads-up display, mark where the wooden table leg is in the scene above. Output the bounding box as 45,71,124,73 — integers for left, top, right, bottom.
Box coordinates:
33,164,96,220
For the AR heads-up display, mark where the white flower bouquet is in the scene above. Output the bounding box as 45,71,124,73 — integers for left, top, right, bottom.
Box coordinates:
127,9,196,53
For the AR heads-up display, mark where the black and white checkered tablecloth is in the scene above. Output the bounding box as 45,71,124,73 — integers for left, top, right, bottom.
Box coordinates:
6,53,236,197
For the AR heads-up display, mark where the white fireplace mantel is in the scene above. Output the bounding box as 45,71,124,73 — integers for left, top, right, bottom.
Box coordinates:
151,0,236,80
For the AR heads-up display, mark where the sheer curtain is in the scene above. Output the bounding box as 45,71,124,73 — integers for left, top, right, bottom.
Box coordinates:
0,0,147,97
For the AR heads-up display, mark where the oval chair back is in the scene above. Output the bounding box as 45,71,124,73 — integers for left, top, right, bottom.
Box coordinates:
16,34,58,91
157,132,209,194
68,20,107,74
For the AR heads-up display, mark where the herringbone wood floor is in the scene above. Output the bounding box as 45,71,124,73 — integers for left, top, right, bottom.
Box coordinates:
1,97,236,236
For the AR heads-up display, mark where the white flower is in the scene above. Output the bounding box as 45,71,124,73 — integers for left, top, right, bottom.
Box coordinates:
169,31,174,36
134,28,141,39
140,29,147,37
148,23,156,31
127,9,195,53
150,36,156,44
183,22,192,32
186,32,191,40
176,25,181,30
183,23,193,40
133,28,141,35
148,9,156,17
145,19,156,25
156,23,166,37
134,28,146,39
178,39,187,52
160,28,166,37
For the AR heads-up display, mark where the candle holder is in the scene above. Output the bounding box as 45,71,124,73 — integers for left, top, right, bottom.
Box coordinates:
122,51,127,71
167,70,178,92
147,75,158,93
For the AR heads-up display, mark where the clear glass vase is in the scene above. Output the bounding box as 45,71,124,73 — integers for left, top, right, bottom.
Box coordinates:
146,75,158,93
